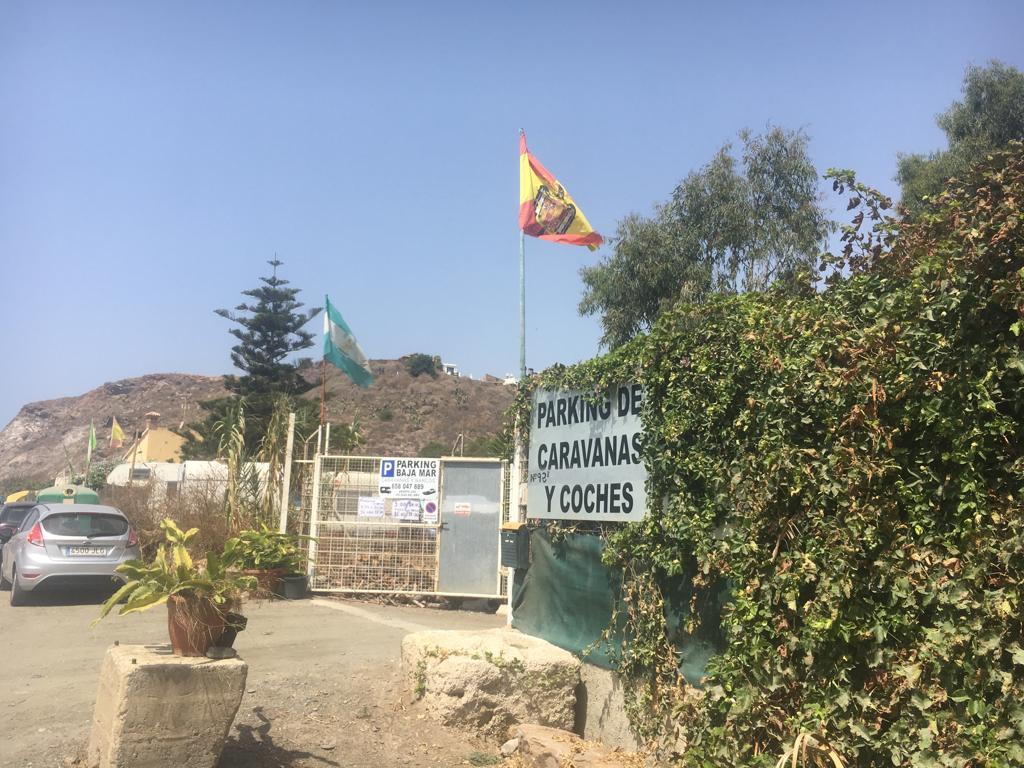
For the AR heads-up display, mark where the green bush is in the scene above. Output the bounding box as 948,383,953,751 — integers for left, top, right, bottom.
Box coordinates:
225,524,312,573
405,353,439,378
513,145,1024,766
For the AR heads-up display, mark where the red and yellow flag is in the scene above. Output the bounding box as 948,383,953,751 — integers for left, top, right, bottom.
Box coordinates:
519,133,603,250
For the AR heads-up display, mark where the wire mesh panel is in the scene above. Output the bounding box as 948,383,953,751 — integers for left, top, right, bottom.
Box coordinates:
313,523,440,592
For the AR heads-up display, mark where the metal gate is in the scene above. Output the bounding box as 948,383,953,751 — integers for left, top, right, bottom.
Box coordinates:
289,454,508,598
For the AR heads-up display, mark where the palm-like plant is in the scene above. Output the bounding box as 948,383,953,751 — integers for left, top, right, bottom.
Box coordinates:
95,519,255,622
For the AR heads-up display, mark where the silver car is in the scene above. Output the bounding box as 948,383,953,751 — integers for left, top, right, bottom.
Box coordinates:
0,503,140,606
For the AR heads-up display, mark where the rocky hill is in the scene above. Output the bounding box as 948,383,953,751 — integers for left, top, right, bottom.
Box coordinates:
0,374,230,485
0,359,515,486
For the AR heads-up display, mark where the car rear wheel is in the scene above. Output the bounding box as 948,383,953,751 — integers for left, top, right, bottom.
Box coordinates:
9,567,29,606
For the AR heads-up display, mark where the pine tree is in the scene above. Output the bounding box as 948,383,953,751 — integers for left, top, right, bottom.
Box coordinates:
180,260,320,459
215,259,320,402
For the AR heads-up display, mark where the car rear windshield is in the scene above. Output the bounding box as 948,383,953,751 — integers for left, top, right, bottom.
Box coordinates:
0,506,30,526
40,513,129,537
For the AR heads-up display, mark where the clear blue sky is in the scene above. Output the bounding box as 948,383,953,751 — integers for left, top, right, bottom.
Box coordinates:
1,1,1022,428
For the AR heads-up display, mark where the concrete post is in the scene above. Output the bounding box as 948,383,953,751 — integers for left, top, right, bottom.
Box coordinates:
86,645,247,768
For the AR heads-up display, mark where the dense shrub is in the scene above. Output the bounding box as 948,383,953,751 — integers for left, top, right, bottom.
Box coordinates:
515,145,1024,766
404,353,439,378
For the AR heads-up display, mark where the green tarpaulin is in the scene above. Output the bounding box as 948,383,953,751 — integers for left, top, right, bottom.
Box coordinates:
512,528,722,683
511,528,621,669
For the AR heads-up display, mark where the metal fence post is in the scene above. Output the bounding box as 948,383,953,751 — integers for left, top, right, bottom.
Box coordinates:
278,412,296,533
506,429,529,625
307,453,323,582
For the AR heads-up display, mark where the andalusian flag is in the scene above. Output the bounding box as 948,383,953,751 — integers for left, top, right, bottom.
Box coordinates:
110,417,125,449
323,296,373,388
87,421,97,464
519,132,603,250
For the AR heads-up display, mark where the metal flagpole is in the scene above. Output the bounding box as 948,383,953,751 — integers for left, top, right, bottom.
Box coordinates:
519,229,526,380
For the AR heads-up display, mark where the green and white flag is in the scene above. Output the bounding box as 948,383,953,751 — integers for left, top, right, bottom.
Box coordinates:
323,295,373,388
86,420,97,464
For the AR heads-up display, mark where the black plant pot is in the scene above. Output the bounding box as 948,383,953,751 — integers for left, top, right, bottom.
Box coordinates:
214,612,248,648
275,574,309,600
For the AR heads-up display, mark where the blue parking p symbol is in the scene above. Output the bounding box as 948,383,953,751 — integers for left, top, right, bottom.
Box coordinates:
381,460,395,478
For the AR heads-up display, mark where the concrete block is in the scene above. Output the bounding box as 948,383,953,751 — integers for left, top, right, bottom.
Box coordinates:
401,628,580,736
86,644,247,768
577,662,641,751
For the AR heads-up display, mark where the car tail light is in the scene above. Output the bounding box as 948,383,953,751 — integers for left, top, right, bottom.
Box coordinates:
26,522,44,547
127,527,138,547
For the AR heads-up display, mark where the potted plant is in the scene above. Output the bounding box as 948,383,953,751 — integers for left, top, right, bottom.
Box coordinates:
224,525,313,598
95,519,256,656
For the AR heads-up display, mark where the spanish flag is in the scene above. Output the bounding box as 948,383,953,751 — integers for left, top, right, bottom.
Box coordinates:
519,132,603,250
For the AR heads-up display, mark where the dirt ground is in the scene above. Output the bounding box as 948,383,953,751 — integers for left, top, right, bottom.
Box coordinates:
0,590,507,767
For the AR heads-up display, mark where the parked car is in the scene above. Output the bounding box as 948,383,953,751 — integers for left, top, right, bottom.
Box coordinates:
0,502,35,540
0,503,140,606
0,502,35,569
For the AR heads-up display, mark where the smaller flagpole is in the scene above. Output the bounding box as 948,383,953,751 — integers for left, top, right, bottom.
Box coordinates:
126,430,139,488
319,357,327,426
85,424,93,486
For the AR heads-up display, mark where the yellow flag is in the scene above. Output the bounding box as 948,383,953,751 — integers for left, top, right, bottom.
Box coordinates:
110,417,125,449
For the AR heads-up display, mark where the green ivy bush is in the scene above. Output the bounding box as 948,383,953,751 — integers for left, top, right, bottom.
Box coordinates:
513,145,1024,766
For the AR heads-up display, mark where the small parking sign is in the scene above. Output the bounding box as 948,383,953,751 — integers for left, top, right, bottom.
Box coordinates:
378,457,440,498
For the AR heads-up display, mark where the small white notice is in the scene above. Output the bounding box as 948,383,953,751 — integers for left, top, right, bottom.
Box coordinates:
357,496,385,518
392,498,422,521
422,500,439,523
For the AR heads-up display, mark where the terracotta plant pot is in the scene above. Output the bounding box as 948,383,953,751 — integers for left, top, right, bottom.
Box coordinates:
166,595,227,656
243,568,285,596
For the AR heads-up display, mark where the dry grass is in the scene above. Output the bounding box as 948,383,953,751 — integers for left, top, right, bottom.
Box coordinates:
101,483,240,558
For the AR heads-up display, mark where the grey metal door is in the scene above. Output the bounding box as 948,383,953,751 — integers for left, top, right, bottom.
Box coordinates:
437,459,502,596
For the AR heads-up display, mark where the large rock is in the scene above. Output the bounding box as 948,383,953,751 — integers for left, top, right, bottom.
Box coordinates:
86,644,247,768
401,628,580,735
507,723,643,768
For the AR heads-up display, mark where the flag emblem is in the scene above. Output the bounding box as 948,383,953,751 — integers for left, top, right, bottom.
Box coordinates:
519,132,603,250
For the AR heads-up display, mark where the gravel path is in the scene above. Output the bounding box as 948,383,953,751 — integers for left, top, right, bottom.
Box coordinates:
0,592,506,767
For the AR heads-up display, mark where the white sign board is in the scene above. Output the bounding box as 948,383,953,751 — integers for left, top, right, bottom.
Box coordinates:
378,458,440,499
527,384,647,522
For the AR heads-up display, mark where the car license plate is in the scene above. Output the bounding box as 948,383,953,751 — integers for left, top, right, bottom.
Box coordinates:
68,546,107,556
